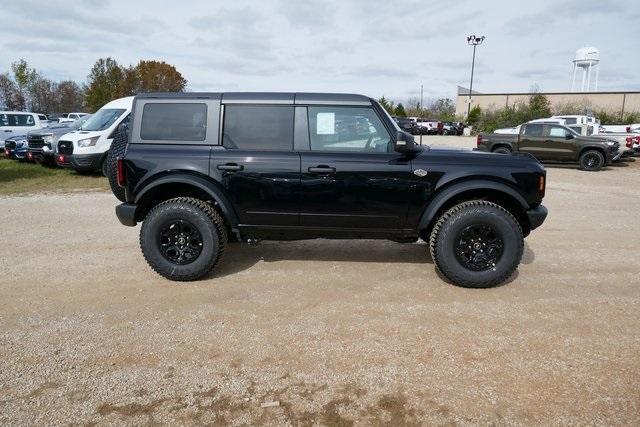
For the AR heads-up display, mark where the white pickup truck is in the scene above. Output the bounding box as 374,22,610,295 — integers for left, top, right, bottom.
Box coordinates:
58,112,89,123
1,111,48,141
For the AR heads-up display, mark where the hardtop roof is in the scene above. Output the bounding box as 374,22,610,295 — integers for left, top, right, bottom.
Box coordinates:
134,92,372,106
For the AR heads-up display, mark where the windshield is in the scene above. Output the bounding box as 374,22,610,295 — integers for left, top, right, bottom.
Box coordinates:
80,108,125,131
71,114,91,130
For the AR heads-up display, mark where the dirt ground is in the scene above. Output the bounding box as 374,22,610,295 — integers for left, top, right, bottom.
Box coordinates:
1,136,639,425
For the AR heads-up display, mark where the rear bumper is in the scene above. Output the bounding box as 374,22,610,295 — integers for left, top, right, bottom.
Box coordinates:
115,203,138,226
526,205,548,230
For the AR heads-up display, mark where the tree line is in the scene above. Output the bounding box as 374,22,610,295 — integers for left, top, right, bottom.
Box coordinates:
466,93,640,132
0,58,187,114
378,96,457,122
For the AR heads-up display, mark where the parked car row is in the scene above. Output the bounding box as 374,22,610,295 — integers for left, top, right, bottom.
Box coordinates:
3,98,132,175
477,116,640,171
392,116,464,136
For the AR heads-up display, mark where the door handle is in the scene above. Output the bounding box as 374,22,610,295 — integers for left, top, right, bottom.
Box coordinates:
217,163,243,172
3,130,11,132
308,166,336,174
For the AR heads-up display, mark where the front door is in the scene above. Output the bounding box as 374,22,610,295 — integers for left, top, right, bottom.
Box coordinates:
540,124,576,161
211,104,300,226
518,123,549,160
299,105,412,229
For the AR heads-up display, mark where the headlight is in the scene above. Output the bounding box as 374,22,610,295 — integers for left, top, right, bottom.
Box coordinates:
44,135,54,144
606,141,617,146
77,136,100,147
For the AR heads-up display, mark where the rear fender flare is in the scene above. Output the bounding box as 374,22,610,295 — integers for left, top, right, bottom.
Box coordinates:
134,173,239,227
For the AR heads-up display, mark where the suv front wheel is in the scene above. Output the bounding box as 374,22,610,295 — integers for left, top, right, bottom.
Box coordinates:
140,197,227,281
579,150,605,171
429,200,523,288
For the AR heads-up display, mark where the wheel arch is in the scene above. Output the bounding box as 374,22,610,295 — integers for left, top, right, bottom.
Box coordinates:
418,180,531,238
578,146,606,159
134,173,239,230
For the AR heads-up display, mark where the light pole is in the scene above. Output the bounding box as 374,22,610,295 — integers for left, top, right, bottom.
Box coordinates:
466,35,485,119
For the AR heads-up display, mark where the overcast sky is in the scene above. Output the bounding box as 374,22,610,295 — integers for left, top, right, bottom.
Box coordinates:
1,0,638,103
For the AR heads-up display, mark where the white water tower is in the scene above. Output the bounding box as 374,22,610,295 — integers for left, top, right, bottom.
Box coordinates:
571,47,600,92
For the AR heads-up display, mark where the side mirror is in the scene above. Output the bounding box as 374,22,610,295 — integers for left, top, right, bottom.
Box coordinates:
394,131,419,154
566,133,574,140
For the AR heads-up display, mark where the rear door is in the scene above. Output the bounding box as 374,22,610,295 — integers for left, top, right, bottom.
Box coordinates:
211,104,300,226
298,105,412,229
518,123,548,160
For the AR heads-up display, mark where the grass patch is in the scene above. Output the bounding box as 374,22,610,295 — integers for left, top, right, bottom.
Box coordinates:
0,156,109,196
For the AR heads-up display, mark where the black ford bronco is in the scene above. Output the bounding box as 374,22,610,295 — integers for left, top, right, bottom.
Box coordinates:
111,92,548,288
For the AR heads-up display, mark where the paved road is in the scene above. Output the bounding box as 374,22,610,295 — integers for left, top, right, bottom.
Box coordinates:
1,138,639,424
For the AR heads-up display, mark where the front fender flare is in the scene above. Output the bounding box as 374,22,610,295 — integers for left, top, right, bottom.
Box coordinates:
417,179,529,231
134,173,239,227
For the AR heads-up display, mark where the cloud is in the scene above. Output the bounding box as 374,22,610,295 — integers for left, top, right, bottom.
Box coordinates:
0,0,637,102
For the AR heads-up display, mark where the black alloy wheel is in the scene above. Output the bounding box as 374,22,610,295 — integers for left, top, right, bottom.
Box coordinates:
454,224,504,271
159,219,203,265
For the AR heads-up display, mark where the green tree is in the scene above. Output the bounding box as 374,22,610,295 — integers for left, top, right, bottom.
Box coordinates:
84,57,125,112
377,96,395,115
467,105,482,126
11,59,37,110
528,93,552,120
393,103,406,117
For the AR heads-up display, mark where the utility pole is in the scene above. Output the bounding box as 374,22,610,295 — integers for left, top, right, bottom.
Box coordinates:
466,35,485,119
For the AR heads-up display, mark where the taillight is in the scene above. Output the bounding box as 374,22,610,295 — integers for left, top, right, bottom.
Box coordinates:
626,126,631,133
476,134,483,146
635,136,640,144
116,157,126,187
538,175,545,194
626,137,633,148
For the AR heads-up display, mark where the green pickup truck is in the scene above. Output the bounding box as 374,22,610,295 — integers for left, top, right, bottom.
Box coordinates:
476,122,622,171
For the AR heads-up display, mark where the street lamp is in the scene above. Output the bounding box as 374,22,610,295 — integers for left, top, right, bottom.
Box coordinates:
466,34,485,119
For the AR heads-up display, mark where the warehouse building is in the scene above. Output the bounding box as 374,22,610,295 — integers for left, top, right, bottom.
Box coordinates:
455,86,640,119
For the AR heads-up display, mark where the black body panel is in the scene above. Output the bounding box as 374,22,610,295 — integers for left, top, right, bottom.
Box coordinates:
117,92,548,241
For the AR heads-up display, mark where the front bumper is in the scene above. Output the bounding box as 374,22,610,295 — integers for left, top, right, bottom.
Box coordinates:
526,205,548,230
4,147,27,159
27,149,54,163
60,153,104,172
115,203,138,226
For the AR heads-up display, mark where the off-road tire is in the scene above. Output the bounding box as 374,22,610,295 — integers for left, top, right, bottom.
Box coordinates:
106,124,128,201
429,200,523,288
140,197,227,281
579,150,604,171
492,146,512,155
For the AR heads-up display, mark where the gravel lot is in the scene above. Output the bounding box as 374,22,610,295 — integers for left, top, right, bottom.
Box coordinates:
1,136,639,425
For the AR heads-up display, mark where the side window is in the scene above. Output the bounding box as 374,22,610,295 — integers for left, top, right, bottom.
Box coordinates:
141,103,207,141
523,124,543,136
223,105,293,151
547,125,568,138
563,118,577,125
308,106,391,152
0,114,7,126
8,114,35,126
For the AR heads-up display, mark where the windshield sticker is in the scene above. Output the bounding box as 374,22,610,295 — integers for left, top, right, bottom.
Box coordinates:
317,112,335,135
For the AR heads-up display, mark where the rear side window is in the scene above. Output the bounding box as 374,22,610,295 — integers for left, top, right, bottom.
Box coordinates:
563,118,577,125
222,105,293,150
1,114,35,126
141,103,207,141
523,124,543,136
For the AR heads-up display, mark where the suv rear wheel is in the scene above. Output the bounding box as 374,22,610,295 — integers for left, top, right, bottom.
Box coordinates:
140,197,227,281
579,150,604,171
492,146,512,155
429,200,523,288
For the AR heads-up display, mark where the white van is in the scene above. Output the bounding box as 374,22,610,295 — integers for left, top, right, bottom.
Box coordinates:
55,97,133,174
1,111,48,141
